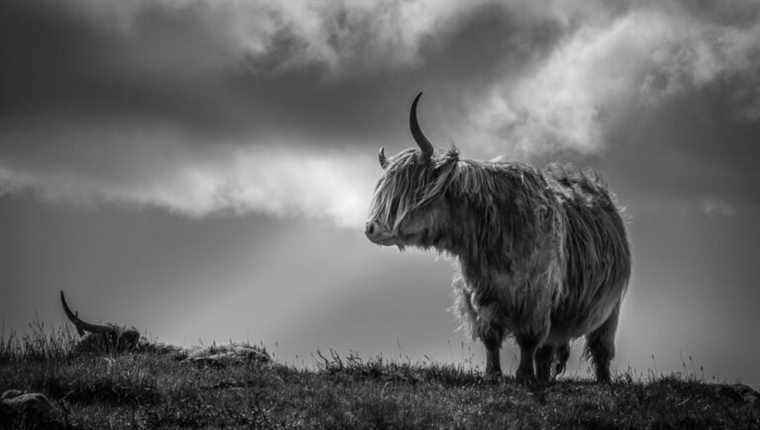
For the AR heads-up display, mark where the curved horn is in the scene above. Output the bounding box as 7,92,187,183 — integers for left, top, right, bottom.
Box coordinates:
378,147,388,169
60,291,111,335
409,92,434,160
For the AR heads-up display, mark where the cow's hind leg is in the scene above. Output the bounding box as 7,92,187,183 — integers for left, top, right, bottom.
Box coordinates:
555,343,570,376
585,303,621,383
536,342,568,382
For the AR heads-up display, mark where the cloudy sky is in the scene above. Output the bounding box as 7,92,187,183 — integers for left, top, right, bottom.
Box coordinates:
2,0,759,385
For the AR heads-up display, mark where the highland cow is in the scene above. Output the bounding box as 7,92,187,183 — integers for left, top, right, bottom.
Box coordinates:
365,93,631,383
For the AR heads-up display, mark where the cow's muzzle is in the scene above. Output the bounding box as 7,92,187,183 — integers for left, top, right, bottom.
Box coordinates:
365,220,396,246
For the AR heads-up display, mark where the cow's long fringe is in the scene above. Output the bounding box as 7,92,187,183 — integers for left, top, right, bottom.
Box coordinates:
368,147,459,232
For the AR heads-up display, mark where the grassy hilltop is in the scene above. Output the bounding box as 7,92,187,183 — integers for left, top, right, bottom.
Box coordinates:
1,326,758,429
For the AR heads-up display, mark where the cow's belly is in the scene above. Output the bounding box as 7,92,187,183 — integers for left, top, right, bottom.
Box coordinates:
545,289,621,344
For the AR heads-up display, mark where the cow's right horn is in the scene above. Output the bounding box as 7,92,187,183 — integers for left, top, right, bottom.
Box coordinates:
409,92,434,160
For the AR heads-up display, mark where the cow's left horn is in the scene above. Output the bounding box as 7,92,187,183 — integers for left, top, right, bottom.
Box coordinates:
410,92,434,160
378,147,388,169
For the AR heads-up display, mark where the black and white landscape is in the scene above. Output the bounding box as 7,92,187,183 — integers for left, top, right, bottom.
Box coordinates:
1,1,759,428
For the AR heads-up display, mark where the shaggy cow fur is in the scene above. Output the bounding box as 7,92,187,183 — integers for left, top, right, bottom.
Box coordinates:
366,93,630,383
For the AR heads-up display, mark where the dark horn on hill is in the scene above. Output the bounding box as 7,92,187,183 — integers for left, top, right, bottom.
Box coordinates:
60,290,112,335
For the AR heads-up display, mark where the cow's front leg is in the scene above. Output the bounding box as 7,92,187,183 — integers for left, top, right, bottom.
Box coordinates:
515,335,539,382
515,319,550,383
485,342,501,378
478,321,505,379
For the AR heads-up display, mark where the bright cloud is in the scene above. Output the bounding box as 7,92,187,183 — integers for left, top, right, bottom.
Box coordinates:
0,122,377,228
475,5,760,155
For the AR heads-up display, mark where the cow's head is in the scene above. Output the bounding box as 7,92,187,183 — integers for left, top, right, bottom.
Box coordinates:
365,93,459,249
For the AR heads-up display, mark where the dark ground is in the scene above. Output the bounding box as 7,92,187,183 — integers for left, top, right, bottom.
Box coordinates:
1,327,758,429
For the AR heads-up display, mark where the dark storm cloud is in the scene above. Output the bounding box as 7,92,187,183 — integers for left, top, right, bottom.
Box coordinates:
0,0,570,141
1,0,265,137
1,0,759,224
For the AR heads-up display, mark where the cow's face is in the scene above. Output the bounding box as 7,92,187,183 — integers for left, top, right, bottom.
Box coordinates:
365,147,457,249
365,92,457,249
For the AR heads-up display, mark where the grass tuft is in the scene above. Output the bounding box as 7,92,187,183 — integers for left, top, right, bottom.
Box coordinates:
1,322,78,363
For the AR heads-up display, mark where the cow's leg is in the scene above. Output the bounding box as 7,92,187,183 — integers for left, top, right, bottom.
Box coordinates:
515,334,542,382
585,302,621,383
474,300,505,379
479,323,505,379
535,344,555,383
555,343,570,376
514,308,551,383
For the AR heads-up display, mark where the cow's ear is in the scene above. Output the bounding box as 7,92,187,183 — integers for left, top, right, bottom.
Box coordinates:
378,147,389,169
447,144,459,161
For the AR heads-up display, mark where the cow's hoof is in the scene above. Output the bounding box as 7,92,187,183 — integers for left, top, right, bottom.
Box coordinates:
485,371,502,383
595,368,612,383
515,370,535,384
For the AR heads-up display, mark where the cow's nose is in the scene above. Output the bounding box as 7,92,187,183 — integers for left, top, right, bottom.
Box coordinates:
365,221,376,238
365,221,394,245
